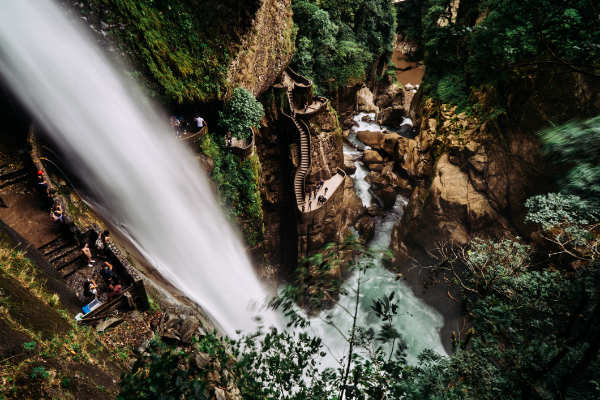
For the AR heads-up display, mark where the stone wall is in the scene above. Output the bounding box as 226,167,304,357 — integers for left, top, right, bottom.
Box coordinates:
226,0,295,98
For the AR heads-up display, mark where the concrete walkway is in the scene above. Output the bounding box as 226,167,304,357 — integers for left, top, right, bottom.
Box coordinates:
301,172,345,212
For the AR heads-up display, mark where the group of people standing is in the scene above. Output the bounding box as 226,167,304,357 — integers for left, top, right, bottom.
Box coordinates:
169,115,205,137
302,179,328,212
81,230,123,302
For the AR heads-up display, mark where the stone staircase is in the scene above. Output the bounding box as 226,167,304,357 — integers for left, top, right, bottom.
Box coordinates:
292,117,310,208
283,70,312,209
0,164,29,189
38,234,86,278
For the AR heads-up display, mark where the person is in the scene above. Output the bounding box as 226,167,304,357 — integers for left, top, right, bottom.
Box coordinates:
174,117,182,137
318,195,327,204
324,187,328,196
50,203,63,223
95,230,110,253
107,281,123,300
100,261,115,283
37,170,48,193
307,201,311,211
301,205,305,213
194,115,205,130
82,242,95,267
83,279,98,299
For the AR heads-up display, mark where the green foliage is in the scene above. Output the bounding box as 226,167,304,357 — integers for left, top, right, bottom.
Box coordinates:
89,0,261,103
60,376,71,389
421,0,600,111
118,339,209,399
23,341,37,352
218,88,264,140
199,133,264,245
290,0,395,91
538,116,600,203
435,73,470,111
395,0,424,46
29,366,49,380
525,193,599,230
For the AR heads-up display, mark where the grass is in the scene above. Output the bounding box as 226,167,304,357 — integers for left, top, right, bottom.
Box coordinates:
0,238,124,399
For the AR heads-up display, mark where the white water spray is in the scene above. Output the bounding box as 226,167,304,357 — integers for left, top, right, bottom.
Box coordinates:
0,0,275,334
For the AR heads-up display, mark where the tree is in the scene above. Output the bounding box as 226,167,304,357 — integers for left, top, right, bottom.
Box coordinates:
538,116,600,204
218,88,264,140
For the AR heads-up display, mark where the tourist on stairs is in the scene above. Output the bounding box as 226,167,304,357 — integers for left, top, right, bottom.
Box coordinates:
50,203,63,223
107,281,123,300
82,242,95,267
95,230,110,256
37,170,48,193
194,115,205,130
83,279,98,299
100,261,115,283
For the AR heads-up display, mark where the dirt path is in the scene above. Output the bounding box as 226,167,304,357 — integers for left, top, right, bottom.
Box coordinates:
0,184,60,248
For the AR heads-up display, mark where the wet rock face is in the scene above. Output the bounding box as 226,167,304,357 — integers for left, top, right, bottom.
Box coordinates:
356,86,379,113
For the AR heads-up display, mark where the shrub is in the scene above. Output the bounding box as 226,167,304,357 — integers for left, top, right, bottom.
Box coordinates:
219,88,264,140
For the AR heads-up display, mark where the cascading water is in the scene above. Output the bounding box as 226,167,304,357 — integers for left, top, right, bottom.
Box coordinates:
0,0,276,334
309,113,446,365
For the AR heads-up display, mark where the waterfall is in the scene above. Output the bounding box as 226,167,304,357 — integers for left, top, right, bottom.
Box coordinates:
0,0,275,334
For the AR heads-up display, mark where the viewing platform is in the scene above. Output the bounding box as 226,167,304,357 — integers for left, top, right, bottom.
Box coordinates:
226,127,256,159
178,125,207,144
281,68,328,117
299,169,346,213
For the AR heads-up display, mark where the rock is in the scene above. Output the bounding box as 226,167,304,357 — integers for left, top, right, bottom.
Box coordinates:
214,388,226,400
380,186,398,209
342,116,356,129
343,155,357,174
361,114,375,123
363,150,384,164
427,118,437,132
356,86,379,113
193,352,211,369
161,331,181,343
357,130,384,147
355,215,375,242
165,314,182,331
180,317,200,344
377,106,405,127
376,83,404,109
96,317,122,333
382,132,402,156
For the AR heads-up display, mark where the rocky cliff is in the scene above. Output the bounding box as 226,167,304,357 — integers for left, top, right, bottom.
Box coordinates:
257,87,362,273
226,0,295,98
391,68,600,264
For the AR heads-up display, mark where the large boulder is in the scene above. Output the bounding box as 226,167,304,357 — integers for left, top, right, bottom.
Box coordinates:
382,132,402,156
356,86,379,113
378,106,405,128
343,154,357,175
357,130,384,147
363,149,384,164
376,83,404,109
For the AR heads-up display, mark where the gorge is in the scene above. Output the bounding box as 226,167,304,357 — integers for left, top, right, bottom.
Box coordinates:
0,0,599,399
